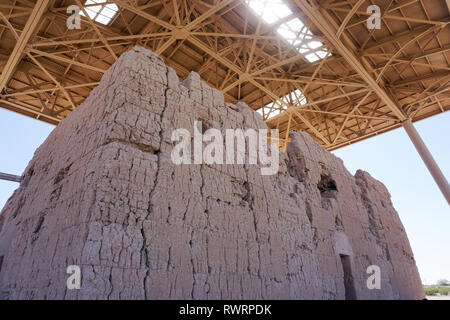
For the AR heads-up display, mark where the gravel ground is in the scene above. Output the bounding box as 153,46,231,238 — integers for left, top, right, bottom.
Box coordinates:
426,295,450,300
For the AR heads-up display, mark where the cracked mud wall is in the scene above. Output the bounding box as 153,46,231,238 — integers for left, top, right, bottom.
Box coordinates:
0,47,423,300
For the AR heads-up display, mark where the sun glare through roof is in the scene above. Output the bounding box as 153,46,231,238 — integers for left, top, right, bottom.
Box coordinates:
246,1,319,119
81,0,119,25
257,89,307,120
245,0,328,63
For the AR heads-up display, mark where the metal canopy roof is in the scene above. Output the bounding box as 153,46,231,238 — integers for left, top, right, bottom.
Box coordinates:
0,0,448,151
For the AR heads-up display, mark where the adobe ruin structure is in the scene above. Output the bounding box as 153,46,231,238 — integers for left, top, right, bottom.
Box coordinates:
0,47,423,300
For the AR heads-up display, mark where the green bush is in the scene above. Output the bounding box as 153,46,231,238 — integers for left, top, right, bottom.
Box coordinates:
424,287,439,296
424,285,450,296
438,287,450,296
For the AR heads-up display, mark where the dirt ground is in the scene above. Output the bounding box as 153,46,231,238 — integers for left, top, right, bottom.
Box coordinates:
426,295,450,300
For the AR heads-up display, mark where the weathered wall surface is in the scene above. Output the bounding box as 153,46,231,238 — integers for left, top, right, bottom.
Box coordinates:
0,47,423,300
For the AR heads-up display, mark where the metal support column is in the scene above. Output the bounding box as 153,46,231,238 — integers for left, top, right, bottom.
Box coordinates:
403,119,450,205
0,172,21,183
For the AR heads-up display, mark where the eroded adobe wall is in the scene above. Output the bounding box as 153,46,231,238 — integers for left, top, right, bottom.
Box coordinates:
0,47,423,300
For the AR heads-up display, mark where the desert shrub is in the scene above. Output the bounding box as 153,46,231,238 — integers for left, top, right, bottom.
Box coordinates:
438,287,450,296
424,287,439,296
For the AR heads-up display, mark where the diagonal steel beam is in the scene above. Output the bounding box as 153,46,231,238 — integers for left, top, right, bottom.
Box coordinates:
294,0,407,121
186,0,236,30
114,0,175,31
251,80,331,147
0,0,50,92
403,119,450,205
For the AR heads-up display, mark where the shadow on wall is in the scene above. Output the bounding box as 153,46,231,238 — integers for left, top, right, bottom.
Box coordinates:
340,254,357,300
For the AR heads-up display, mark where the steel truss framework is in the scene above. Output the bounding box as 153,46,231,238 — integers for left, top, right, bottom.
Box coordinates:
0,0,448,152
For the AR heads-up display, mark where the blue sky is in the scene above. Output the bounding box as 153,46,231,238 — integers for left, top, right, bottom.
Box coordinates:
0,108,449,285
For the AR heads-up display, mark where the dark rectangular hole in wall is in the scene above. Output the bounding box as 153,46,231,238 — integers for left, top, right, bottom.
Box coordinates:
0,255,3,273
339,254,357,300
